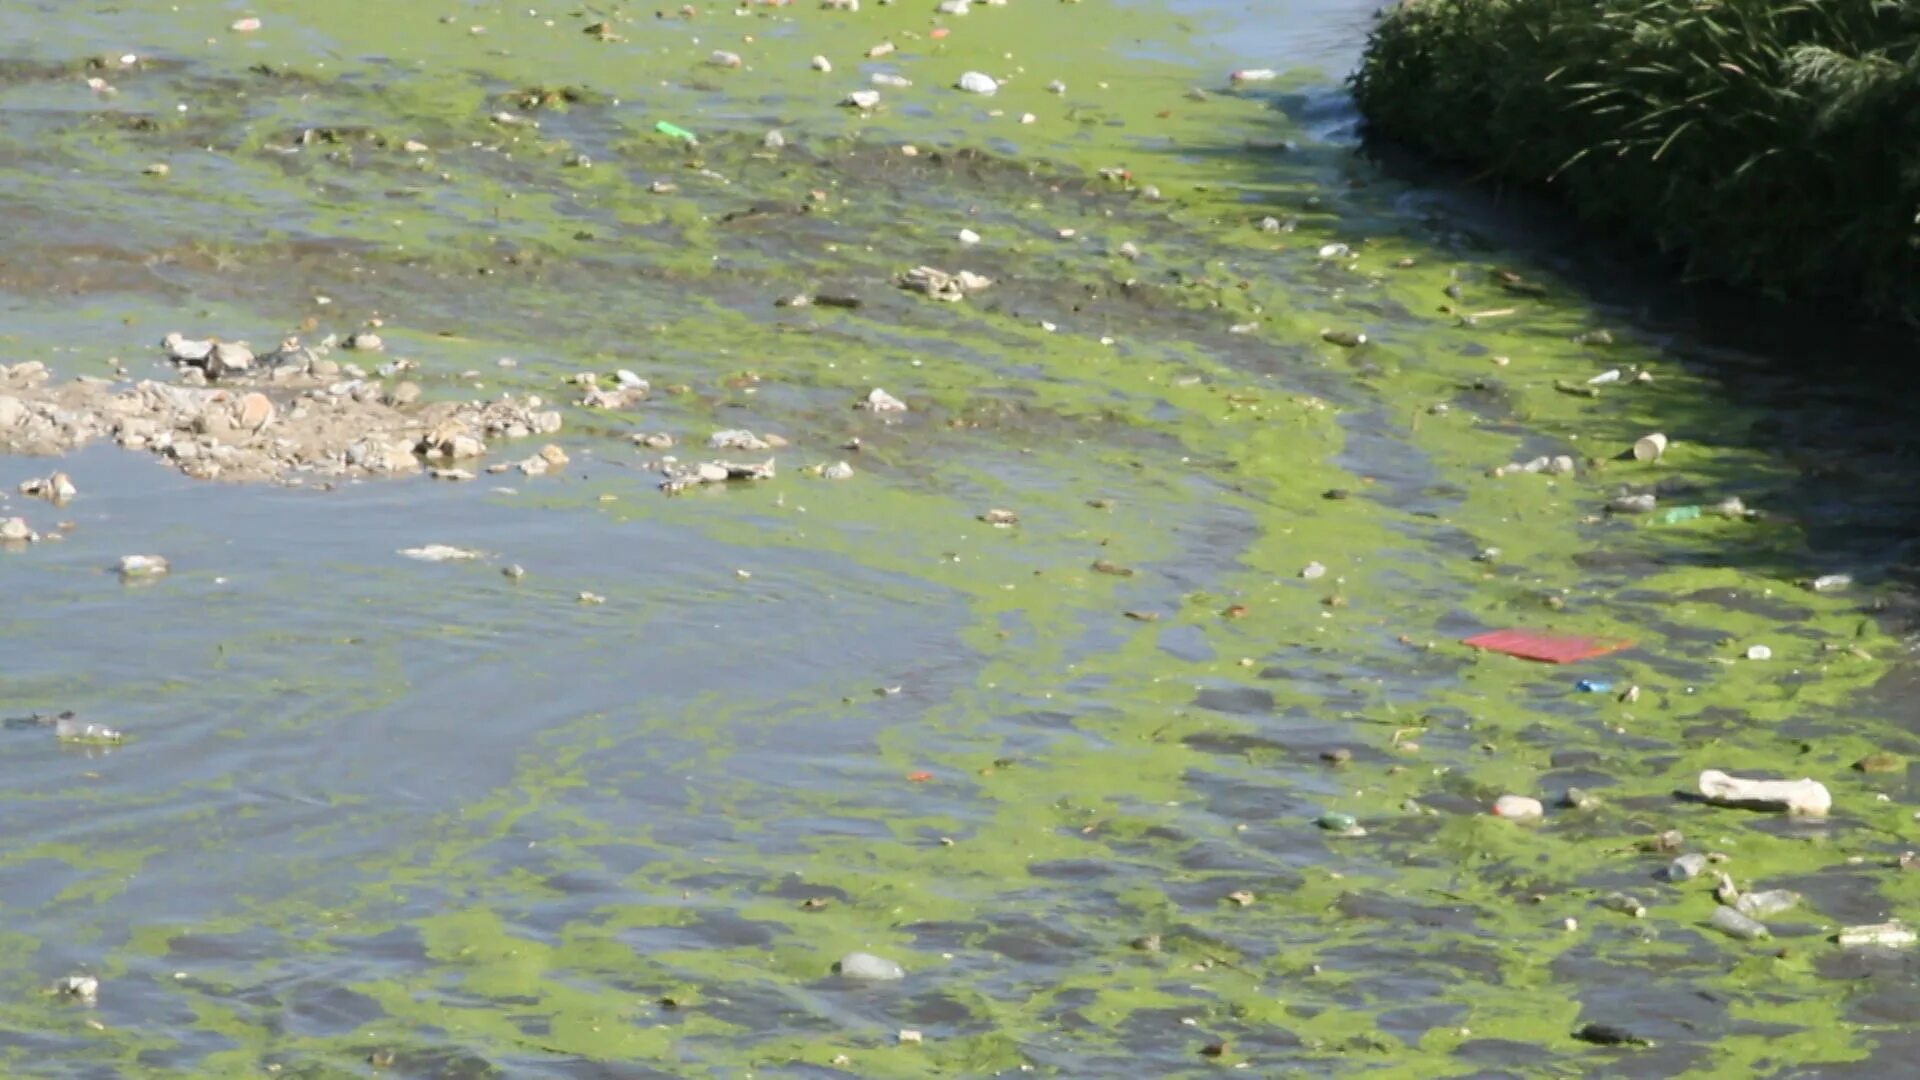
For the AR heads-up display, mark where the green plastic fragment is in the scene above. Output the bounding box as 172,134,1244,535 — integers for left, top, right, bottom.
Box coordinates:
655,121,698,143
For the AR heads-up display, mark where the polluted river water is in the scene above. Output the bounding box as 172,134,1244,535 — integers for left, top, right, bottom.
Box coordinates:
2,0,1920,1076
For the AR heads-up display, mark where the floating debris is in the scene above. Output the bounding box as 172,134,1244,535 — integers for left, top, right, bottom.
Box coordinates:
956,71,999,95
19,472,76,502
1463,629,1629,664
399,545,481,562
52,975,99,1003
1573,1023,1653,1048
835,952,904,981
860,388,908,413
1491,795,1543,821
1696,769,1831,816
1836,922,1916,948
896,265,993,301
118,554,169,578
1707,906,1770,941
660,459,775,494
1632,432,1668,462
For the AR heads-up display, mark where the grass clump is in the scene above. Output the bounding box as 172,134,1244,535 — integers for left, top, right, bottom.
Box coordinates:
1352,0,1920,320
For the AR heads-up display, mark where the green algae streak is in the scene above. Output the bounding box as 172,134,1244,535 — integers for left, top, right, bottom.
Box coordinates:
0,0,1910,1077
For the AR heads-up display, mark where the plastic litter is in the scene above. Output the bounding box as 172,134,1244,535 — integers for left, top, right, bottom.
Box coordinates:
1696,769,1831,816
1632,433,1668,461
1836,922,1916,948
836,951,905,980
1318,811,1365,837
1463,629,1630,664
654,121,698,143
1491,795,1543,820
1230,69,1279,82
1735,890,1801,918
956,71,999,95
1574,679,1612,693
1707,906,1770,940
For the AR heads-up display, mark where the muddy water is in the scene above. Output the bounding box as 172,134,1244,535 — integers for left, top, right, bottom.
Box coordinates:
2,1,1919,1076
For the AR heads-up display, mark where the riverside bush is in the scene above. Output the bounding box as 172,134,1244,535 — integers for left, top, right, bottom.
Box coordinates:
1352,0,1920,320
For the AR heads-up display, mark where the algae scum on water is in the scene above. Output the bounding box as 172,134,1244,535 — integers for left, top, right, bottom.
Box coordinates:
0,1,1917,1076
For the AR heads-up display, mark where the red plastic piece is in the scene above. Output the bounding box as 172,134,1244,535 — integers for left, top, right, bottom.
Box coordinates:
1463,629,1629,664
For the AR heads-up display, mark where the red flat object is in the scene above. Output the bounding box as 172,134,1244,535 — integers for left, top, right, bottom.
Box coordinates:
1463,629,1629,664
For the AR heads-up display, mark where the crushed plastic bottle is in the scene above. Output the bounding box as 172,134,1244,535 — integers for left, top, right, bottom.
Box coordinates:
1708,906,1770,940
1836,922,1916,948
835,951,905,980
54,716,124,744
1734,890,1801,919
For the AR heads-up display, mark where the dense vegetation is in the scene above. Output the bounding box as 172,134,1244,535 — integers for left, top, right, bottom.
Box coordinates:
1352,0,1920,321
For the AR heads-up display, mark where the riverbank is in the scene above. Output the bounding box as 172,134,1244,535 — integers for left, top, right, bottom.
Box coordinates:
1352,0,1920,321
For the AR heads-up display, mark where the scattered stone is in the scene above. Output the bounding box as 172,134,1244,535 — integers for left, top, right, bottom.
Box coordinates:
842,90,881,110
1666,853,1709,882
659,459,775,493
578,591,606,605
118,554,168,577
897,1029,923,1045
1745,644,1772,661
634,433,675,450
503,564,526,579
1562,787,1598,810
1321,747,1352,766
1601,893,1647,918
860,388,908,413
1225,889,1255,906
1607,494,1657,515
1573,1023,1653,1048
1130,934,1161,952
0,360,559,485
0,517,32,543
811,55,832,72
1300,561,1327,580
834,952,905,981
1697,769,1831,816
896,265,993,301
872,73,912,88
398,545,480,562
19,472,77,502
979,508,1018,527
1491,795,1543,821
344,332,384,351
429,468,474,481
956,71,999,94
1854,753,1904,774
1809,573,1853,592
1321,329,1367,348
823,461,855,480
709,50,743,69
